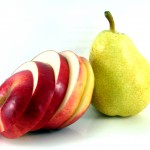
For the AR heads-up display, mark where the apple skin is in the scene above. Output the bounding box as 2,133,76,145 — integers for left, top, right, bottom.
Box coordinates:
1,61,55,138
60,57,94,128
31,50,69,131
0,50,95,139
43,51,88,129
0,70,33,132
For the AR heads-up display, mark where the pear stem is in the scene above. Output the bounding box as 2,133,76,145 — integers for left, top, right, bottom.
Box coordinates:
104,11,115,32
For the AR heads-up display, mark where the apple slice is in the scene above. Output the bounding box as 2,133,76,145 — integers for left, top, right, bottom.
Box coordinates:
0,70,34,132
44,50,87,129
31,50,69,130
2,61,55,138
59,57,94,128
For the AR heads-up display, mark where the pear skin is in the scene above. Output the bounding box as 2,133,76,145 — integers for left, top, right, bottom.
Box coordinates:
89,11,150,116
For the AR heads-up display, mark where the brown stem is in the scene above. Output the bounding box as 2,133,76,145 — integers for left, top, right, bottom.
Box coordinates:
104,11,115,32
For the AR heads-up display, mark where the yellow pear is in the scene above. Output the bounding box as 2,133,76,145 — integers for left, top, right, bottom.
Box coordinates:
89,11,150,116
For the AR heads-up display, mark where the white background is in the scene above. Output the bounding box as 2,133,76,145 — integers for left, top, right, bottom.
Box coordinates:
0,0,150,149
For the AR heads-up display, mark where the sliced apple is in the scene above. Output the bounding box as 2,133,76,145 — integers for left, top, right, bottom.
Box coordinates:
60,57,94,128
0,70,34,132
2,61,55,138
31,50,69,130
44,50,87,129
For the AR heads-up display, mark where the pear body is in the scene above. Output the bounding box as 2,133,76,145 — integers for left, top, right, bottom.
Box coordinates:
90,30,150,116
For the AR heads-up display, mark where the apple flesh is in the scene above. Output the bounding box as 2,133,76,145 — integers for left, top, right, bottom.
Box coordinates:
1,61,55,138
43,51,87,129
31,50,69,130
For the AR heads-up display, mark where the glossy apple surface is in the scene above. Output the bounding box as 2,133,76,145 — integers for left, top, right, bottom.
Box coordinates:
1,61,55,138
0,70,33,132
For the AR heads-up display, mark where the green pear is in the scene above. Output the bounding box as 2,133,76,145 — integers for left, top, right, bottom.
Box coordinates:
89,11,150,116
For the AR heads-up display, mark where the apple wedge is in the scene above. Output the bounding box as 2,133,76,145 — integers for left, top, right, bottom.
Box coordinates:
44,50,87,129
31,50,69,130
2,61,55,138
60,57,94,128
0,70,34,132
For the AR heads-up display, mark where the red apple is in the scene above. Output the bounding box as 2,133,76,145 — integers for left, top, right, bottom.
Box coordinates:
31,50,69,130
43,50,88,129
1,61,55,138
0,49,95,139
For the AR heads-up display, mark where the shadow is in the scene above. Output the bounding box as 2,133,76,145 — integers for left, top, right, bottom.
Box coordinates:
1,105,150,148
0,127,83,148
82,105,115,120
72,104,150,138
